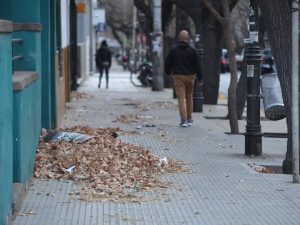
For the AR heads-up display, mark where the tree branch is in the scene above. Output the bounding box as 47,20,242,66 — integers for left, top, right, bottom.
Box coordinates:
203,0,224,25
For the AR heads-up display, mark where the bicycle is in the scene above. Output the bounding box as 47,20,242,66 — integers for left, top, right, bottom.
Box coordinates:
130,62,153,88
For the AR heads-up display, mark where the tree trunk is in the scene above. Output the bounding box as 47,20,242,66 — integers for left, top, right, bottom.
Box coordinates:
163,2,175,88
236,58,247,119
222,0,239,133
259,0,294,173
164,36,175,87
202,13,223,104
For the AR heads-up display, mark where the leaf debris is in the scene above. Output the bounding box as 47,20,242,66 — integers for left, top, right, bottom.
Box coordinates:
35,126,189,202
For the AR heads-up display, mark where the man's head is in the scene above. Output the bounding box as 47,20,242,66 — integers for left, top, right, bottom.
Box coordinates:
178,30,189,43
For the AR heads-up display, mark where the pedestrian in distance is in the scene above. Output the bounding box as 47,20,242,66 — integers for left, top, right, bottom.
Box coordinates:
96,40,112,89
165,30,203,127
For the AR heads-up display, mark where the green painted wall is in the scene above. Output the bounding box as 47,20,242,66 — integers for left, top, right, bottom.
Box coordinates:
12,31,41,71
50,0,57,128
0,31,13,225
0,0,45,223
0,0,39,22
0,1,12,20
40,0,57,130
1,0,58,130
6,0,43,184
13,32,41,72
40,0,52,130
13,79,41,183
12,31,42,184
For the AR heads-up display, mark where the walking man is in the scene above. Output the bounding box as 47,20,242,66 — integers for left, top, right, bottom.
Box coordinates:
165,30,203,127
96,40,112,89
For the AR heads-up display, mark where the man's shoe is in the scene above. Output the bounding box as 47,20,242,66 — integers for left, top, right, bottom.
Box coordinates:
180,120,188,128
187,119,194,126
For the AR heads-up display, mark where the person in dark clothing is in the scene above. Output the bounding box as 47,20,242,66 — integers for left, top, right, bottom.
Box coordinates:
96,40,112,88
165,30,203,127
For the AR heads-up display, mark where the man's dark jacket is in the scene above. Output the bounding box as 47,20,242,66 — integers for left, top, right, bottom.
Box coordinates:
164,41,202,80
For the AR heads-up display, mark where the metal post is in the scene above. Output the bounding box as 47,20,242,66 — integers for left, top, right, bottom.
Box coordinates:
292,0,299,183
89,0,94,73
193,34,204,112
70,0,79,91
132,6,137,72
173,5,180,99
244,0,262,156
138,12,146,63
193,2,204,112
152,0,164,91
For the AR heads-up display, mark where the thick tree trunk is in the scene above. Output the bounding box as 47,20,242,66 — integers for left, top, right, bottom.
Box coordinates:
202,18,223,104
163,2,175,88
259,0,294,174
222,0,239,133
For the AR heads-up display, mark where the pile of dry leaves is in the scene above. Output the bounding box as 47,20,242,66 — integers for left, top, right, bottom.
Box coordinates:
247,163,273,174
113,114,159,124
112,114,141,124
35,126,189,202
71,91,91,99
135,101,177,111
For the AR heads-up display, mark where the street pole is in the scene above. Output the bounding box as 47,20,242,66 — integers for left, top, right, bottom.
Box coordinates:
70,0,79,91
244,0,262,156
193,1,204,112
139,12,145,63
152,0,164,91
89,0,94,73
132,6,137,72
173,5,180,99
292,0,299,183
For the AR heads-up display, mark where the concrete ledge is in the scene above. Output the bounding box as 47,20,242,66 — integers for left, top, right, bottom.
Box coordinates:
0,20,13,33
13,71,38,91
12,183,27,215
13,23,42,32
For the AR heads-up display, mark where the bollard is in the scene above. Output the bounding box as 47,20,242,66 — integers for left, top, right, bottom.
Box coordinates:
245,45,262,155
193,80,204,112
244,0,262,156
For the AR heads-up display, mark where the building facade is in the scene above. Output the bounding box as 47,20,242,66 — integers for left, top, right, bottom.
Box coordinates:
0,0,93,224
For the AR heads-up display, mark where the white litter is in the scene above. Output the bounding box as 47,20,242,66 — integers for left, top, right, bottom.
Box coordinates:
63,166,76,174
159,157,168,167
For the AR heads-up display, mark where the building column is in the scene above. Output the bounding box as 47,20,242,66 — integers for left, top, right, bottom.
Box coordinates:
0,19,13,225
40,0,53,129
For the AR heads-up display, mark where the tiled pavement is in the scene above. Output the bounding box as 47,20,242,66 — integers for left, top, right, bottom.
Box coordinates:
10,65,299,225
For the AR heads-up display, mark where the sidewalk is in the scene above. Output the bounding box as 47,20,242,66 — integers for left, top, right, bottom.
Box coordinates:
11,64,299,225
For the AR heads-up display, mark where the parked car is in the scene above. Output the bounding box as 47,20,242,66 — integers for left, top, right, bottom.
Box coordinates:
220,49,244,73
220,49,229,73
261,49,276,74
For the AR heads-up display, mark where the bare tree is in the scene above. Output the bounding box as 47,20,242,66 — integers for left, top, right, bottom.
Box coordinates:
259,0,295,174
98,0,134,47
203,0,239,133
